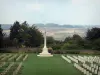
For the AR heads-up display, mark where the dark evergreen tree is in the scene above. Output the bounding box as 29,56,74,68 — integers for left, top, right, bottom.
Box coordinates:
64,37,72,43
0,25,3,48
28,25,43,47
86,27,100,41
86,27,100,50
20,21,30,47
10,21,21,40
9,21,43,47
47,36,55,44
10,21,21,47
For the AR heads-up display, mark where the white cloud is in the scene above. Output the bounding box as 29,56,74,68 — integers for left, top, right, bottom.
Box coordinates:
26,3,44,12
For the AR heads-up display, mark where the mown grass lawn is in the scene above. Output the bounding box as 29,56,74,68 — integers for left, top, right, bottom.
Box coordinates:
22,54,83,75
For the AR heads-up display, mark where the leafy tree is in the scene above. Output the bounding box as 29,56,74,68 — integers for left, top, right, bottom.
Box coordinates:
72,34,84,46
85,27,100,50
86,27,100,41
27,25,43,47
47,36,55,44
64,34,84,46
0,25,3,48
64,37,72,43
20,21,30,47
83,39,92,49
52,44,62,50
72,34,82,40
62,34,84,50
92,38,100,50
10,21,21,40
10,21,43,47
22,21,29,26
10,21,21,47
61,42,80,50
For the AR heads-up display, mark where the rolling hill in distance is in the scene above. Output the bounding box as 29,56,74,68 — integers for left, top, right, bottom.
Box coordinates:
1,23,100,40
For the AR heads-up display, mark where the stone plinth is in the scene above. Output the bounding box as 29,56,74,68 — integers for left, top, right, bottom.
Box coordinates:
37,47,53,57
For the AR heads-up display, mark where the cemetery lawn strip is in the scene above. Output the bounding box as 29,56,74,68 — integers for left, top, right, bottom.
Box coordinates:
22,54,83,75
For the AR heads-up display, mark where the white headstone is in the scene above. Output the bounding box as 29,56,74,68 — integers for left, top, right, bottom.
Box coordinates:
98,71,100,75
92,68,94,73
94,69,97,74
84,69,87,74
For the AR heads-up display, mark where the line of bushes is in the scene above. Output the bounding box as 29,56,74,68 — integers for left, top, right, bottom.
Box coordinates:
0,48,100,55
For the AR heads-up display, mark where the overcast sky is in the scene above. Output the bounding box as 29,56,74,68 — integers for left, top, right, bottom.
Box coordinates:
0,0,100,25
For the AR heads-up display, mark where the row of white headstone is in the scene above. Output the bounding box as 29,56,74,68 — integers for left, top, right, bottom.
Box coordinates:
0,62,6,68
0,54,28,75
62,55,100,75
0,54,6,59
23,54,28,61
12,62,23,75
8,54,18,61
0,62,14,75
69,55,100,67
83,56,100,64
72,55,100,64
83,63,99,74
0,54,28,62
73,55,100,75
61,55,71,63
74,63,92,75
1,54,12,61
76,56,85,63
16,54,23,61
67,55,78,63
91,63,100,70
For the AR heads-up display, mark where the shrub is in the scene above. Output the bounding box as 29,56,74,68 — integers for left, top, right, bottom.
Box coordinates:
52,44,62,50
61,43,83,50
92,38,100,50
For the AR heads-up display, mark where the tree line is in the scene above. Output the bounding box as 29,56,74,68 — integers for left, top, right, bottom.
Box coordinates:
0,21,100,51
47,28,100,51
0,21,43,48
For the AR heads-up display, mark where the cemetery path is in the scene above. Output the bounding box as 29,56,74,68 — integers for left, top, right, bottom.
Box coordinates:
22,54,83,75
